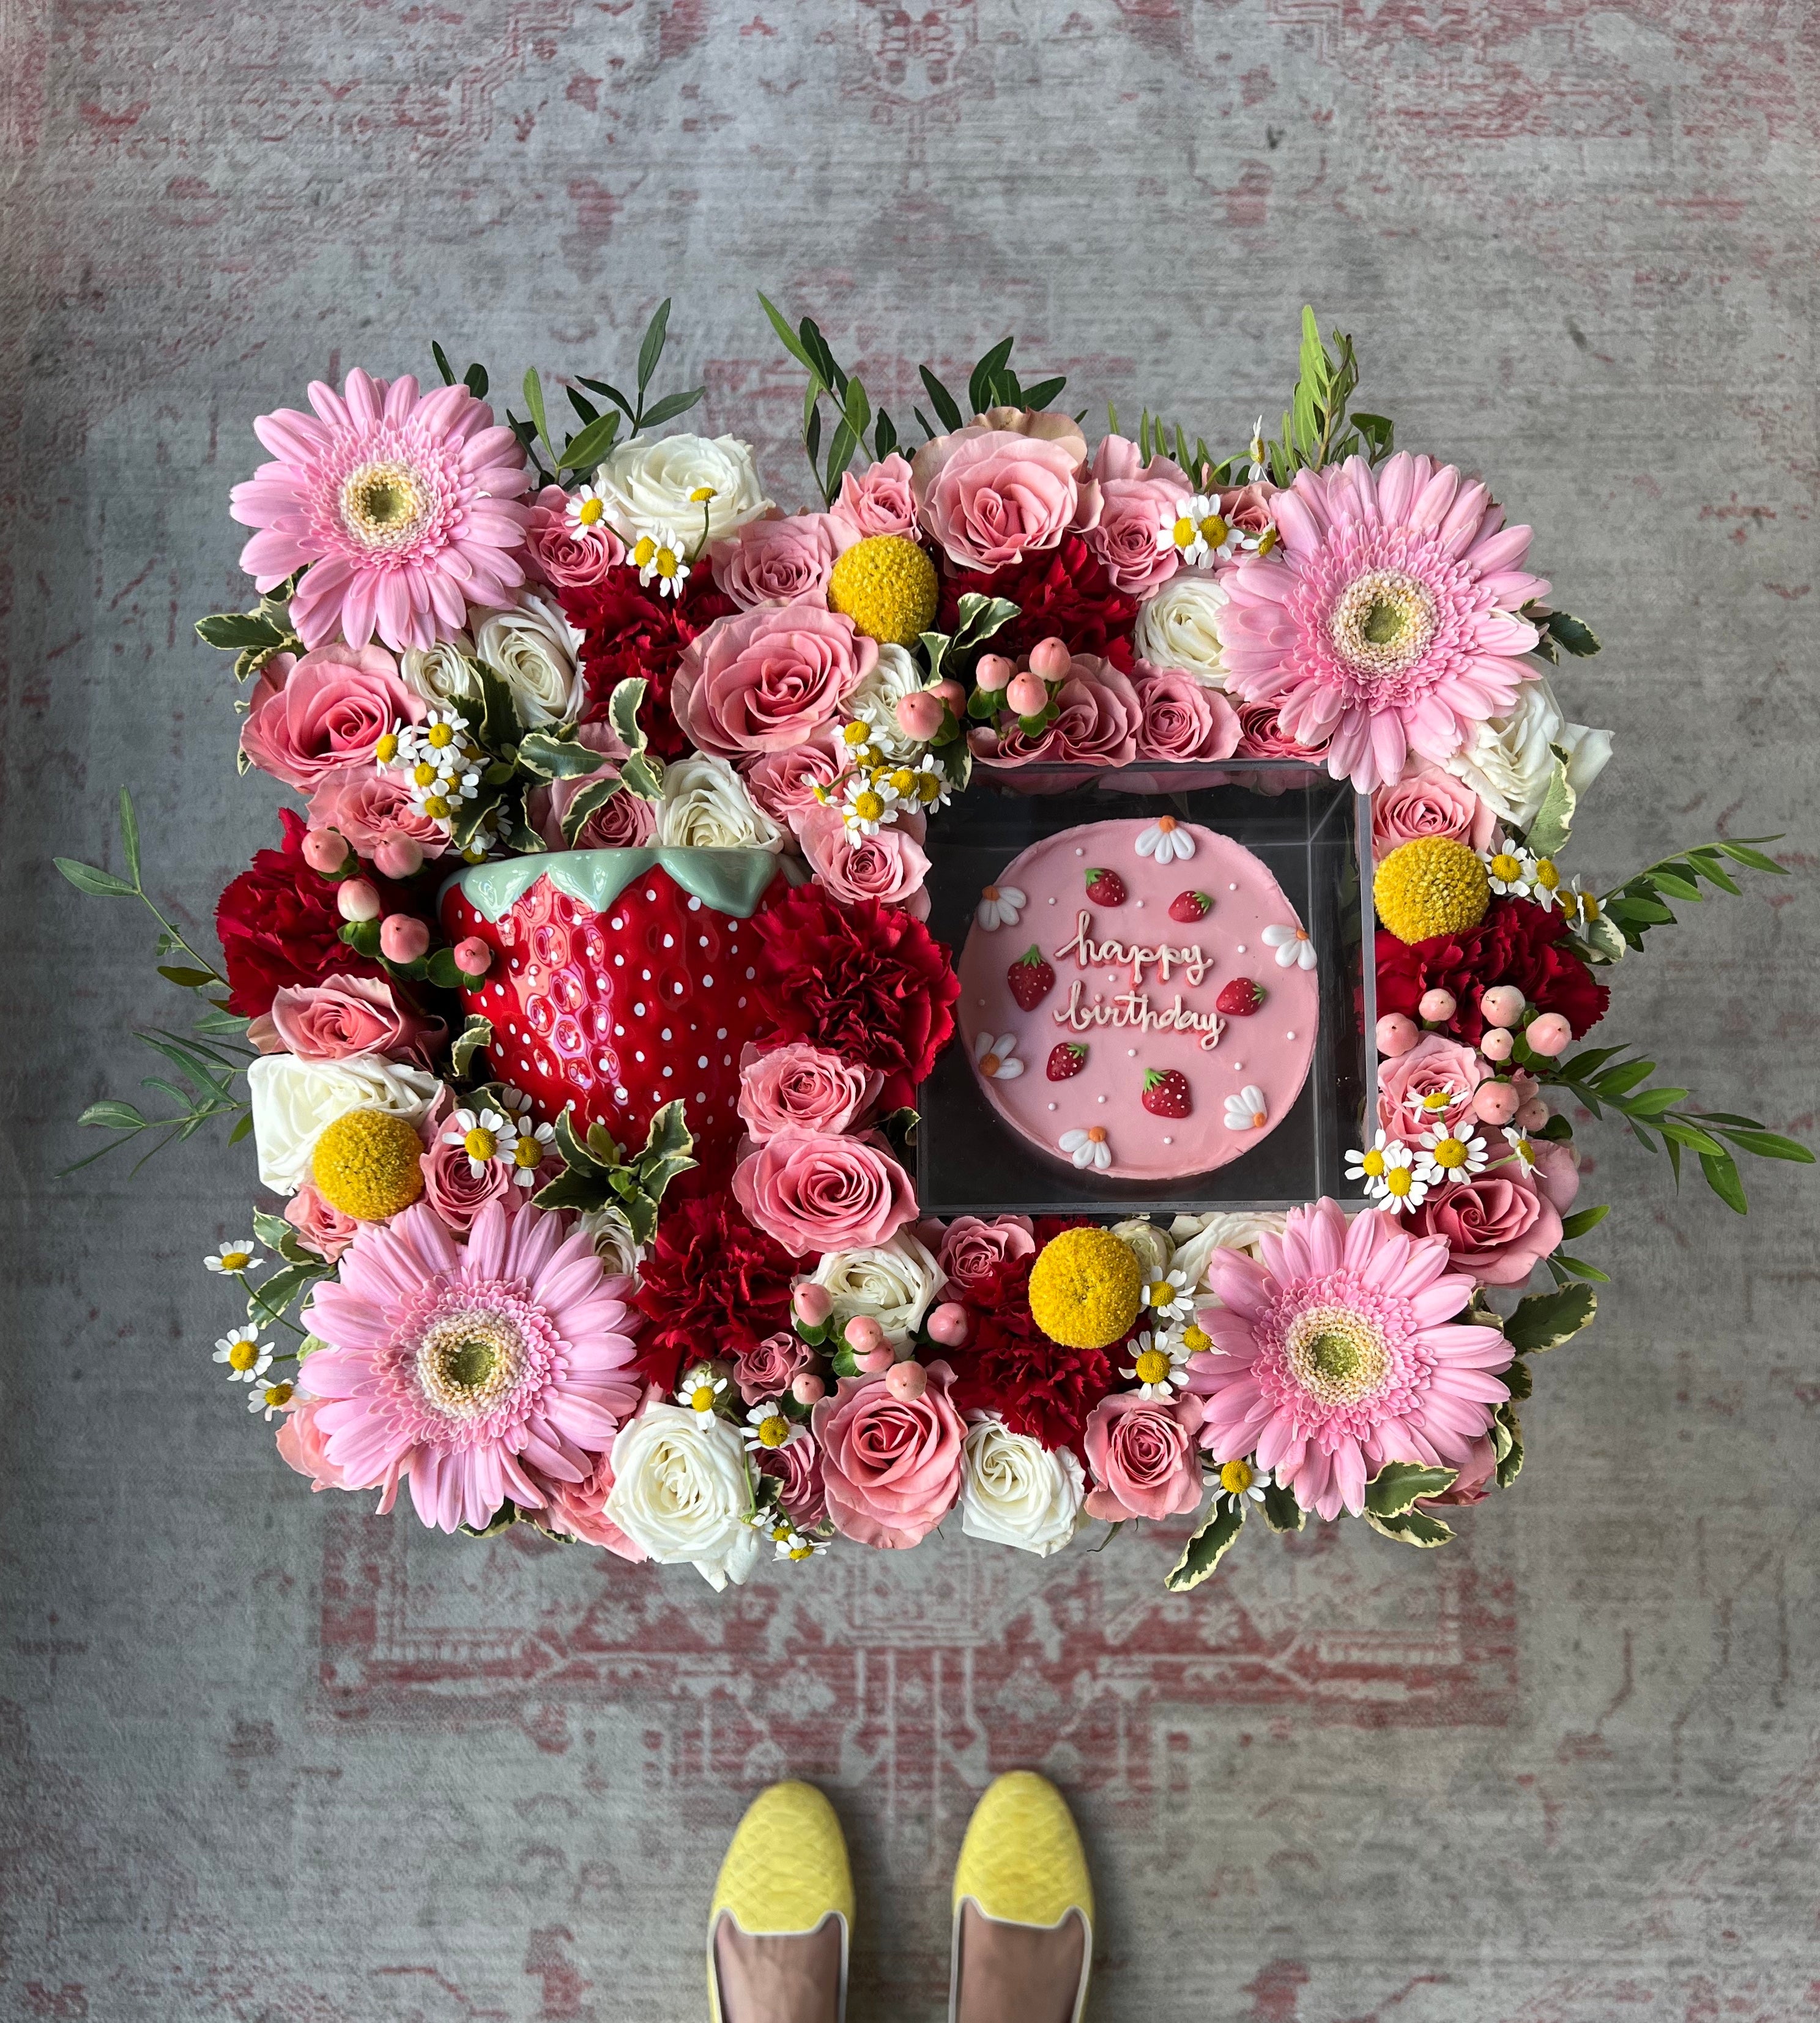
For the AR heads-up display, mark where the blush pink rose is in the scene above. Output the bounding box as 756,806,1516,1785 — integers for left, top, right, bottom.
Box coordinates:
283,1183,362,1263
912,410,1102,571
756,1424,827,1529
811,1359,965,1548
1410,1168,1563,1287
1217,482,1279,538
521,483,625,591
240,644,425,792
308,766,450,863
1377,1034,1490,1148
1421,1430,1498,1508
541,1440,649,1559
672,603,875,755
792,802,932,920
267,972,443,1066
934,1215,1036,1300
732,1331,814,1406
1085,436,1190,596
971,653,1141,771
710,510,856,608
418,1125,516,1234
525,722,658,850
1132,663,1242,762
275,1395,351,1491
731,1129,918,1255
1234,699,1328,763
832,453,919,539
741,727,847,826
1372,759,1498,862
1084,1391,1207,1523
1528,1136,1581,1218
737,1042,885,1143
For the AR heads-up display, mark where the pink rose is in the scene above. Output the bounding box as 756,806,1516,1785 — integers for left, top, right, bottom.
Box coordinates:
792,802,932,919
934,1215,1036,1300
832,453,919,540
971,653,1141,771
275,1395,351,1491
912,410,1102,571
710,510,856,608
266,972,442,1066
1132,663,1242,762
732,1331,814,1406
521,482,625,591
418,1124,517,1234
737,1041,884,1143
1376,1034,1490,1148
811,1360,966,1548
240,644,424,792
525,722,658,851
741,727,848,826
731,1129,917,1255
1372,759,1498,862
756,1424,828,1529
283,1184,362,1263
308,766,450,863
1410,1168,1563,1288
1528,1136,1581,1218
1218,482,1279,536
1085,436,1189,596
1084,1391,1207,1523
541,1440,649,1560
672,603,875,756
1234,699,1327,763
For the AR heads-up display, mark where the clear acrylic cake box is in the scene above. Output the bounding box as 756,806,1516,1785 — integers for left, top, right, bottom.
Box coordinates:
915,760,1376,1217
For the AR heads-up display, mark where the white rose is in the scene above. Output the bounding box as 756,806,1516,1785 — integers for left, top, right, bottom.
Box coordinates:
604,1405,760,1591
399,633,480,710
656,754,785,851
472,592,584,729
960,1416,1085,1557
247,1054,441,1195
1109,1217,1174,1286
1168,1211,1290,1299
573,1206,645,1280
811,1231,943,1346
1443,676,1614,831
845,643,927,757
1135,573,1231,685
592,432,771,547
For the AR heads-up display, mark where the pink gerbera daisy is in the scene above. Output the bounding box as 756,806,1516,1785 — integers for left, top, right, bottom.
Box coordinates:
229,368,532,654
299,1201,641,1534
1186,1197,1512,1521
1215,452,1550,793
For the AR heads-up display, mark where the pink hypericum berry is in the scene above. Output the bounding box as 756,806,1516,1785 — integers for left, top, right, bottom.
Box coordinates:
337,877,381,922
1479,1026,1516,1063
1472,1082,1521,1126
856,1344,896,1375
844,1315,885,1357
925,1301,970,1348
975,653,1014,694
1006,672,1049,718
452,937,492,978
1027,636,1072,679
1526,1011,1573,1056
1480,985,1527,1029
931,678,967,714
885,1360,928,1401
1418,988,1458,1023
379,913,431,963
895,691,946,742
303,827,351,875
790,1372,827,1406
792,1282,834,1327
1517,1096,1550,1131
371,836,425,880
1376,1013,1421,1058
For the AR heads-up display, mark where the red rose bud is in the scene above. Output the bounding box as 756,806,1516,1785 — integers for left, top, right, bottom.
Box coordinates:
926,1301,970,1348
379,913,430,963
302,826,351,875
975,653,1014,694
337,877,382,923
895,691,946,742
793,1280,834,1327
1027,636,1072,679
1006,671,1049,718
452,936,492,979
371,836,425,880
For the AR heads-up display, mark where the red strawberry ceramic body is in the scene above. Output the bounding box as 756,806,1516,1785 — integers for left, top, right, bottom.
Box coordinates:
440,848,790,1178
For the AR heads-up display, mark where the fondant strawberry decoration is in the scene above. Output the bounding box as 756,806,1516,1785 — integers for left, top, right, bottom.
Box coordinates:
1046,1042,1088,1081
1140,1067,1192,1119
1007,945,1055,1011
1085,866,1126,906
440,859,790,1178
1216,977,1266,1017
1168,889,1212,924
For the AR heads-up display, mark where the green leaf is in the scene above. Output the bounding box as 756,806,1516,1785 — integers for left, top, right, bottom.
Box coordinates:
117,788,141,886
1715,1127,1814,1164
1699,1148,1748,1214
1502,1354,1533,1401
522,366,554,465
608,677,648,755
1593,1058,1656,1097
919,364,964,433
195,611,283,650
1164,1499,1246,1593
1524,750,1577,859
79,1099,146,1131
757,292,820,377
822,417,860,499
1649,869,1703,902
636,297,672,397
470,659,527,753
157,965,217,989
579,375,638,421
872,409,898,462
54,857,137,898
1715,840,1785,874
1364,1507,1455,1548
1365,1461,1459,1518
638,386,705,430
247,1260,331,1329
1021,374,1068,412
1260,1481,1304,1532
463,362,489,400
557,410,620,475
1544,610,1602,657
1623,1085,1688,1118
1494,1403,1524,1488
518,730,606,779
619,751,664,801
451,1015,492,1078
1559,1203,1610,1240
968,338,1015,418
559,776,623,847
1656,1116,1728,1157
1552,1253,1610,1282
529,1168,614,1214
1579,913,1630,964
1503,1283,1597,1353
431,340,456,387
226,1111,254,1145
192,1008,250,1038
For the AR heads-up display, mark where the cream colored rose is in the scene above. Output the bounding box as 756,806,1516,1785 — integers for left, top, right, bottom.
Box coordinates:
604,1404,759,1590
1134,573,1231,685
592,433,771,547
247,1054,441,1195
655,754,785,852
1168,1211,1290,1298
1110,1217,1175,1286
810,1230,943,1345
399,633,480,710
960,1416,1085,1557
573,1206,645,1279
844,642,928,758
1443,676,1614,831
471,592,584,729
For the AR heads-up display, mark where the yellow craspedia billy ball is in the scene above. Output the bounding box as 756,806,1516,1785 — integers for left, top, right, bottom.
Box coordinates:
311,1108,426,1222
1373,835,1491,945
827,535,940,648
1027,1225,1145,1351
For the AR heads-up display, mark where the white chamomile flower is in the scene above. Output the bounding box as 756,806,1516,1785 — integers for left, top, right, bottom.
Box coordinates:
1345,1130,1394,1198
1121,1329,1190,1400
772,1525,827,1563
565,483,612,530
1525,851,1564,911
1238,521,1278,556
205,1239,262,1277
248,1379,294,1422
677,1365,727,1416
1374,1140,1428,1214
975,883,1026,932
973,1031,1024,1081
510,1118,557,1188
743,1401,798,1454
1262,922,1317,971
840,773,896,840
1406,1084,1463,1124
1162,493,1240,566
1481,836,1534,899
1223,1085,1269,1132
213,1333,273,1384
1246,418,1268,484
907,752,953,812
1558,874,1600,929
1417,1119,1488,1185
1211,1455,1272,1507
445,1107,519,1178
1501,1126,1540,1171
1161,502,1209,566
632,526,691,598
1135,814,1195,864
1143,1269,1194,1324
1059,1126,1112,1171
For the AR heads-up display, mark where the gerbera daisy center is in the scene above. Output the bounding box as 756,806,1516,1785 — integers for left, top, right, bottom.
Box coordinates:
418,1313,523,1417
1329,568,1438,678
1285,1304,1391,1405
341,460,427,548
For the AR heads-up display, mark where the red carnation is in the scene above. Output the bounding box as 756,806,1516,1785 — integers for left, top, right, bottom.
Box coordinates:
215,810,385,1019
631,1189,800,1395
949,1303,1116,1457
1376,896,1610,1045
557,563,738,762
752,885,960,1112
939,533,1138,669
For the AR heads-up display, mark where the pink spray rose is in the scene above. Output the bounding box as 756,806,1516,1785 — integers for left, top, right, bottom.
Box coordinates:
266,972,443,1066
1377,1034,1491,1148
1085,436,1190,597
521,482,625,591
1132,663,1242,762
710,510,856,608
740,727,848,826
792,802,932,919
1217,482,1279,539
1410,1168,1563,1287
737,1041,885,1143
541,1441,649,1561
832,453,920,539
275,1395,351,1491
1372,759,1498,862
1234,699,1328,763
525,721,658,851
418,1124,518,1234
308,767,450,863
1083,1390,1208,1523
756,1424,828,1529
240,644,424,792
732,1331,815,1406
934,1215,1036,1300
283,1183,362,1263
811,1359,966,1548
971,653,1141,771
672,603,875,755
1527,1136,1581,1218
912,410,1102,571
731,1129,918,1255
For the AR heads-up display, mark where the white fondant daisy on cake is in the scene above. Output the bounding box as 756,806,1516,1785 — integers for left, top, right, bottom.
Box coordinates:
1224,1085,1269,1132
1135,815,1195,864
975,883,1026,930
1059,1125,1113,1170
974,1032,1025,1081
1262,922,1317,970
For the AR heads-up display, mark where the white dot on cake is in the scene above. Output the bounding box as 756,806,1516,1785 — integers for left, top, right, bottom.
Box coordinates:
1097,1093,1107,1103
1228,882,1238,891
1162,1135,1173,1145
1127,1048,1135,1056
1134,898,1144,908
1047,1102,1057,1112
687,896,701,910
1074,847,1083,855
1232,1060,1244,1071
1286,1030,1296,1040
1047,897,1055,905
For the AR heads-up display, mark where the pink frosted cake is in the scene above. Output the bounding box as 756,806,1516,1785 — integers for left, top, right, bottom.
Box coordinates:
955,817,1320,1182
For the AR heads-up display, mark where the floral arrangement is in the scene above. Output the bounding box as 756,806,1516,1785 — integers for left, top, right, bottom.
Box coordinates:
61,305,1810,1591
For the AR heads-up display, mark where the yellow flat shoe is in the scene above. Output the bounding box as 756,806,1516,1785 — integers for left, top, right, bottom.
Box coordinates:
708,1780,853,2023
950,1771,1094,2023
